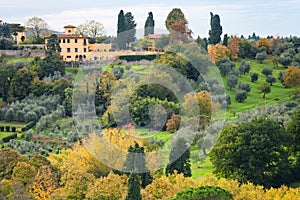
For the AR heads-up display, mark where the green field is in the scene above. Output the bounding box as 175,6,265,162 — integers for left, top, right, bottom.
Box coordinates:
6,57,34,63
223,58,294,119
191,156,213,179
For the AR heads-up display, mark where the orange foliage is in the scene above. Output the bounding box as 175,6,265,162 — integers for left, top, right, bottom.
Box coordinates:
208,44,231,63
283,66,300,87
228,36,240,60
166,114,181,133
257,38,271,50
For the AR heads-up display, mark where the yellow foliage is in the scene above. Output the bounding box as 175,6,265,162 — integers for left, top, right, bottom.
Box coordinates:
86,172,128,200
48,142,110,177
283,66,300,87
141,172,198,200
29,166,59,200
208,44,231,63
257,38,271,50
182,90,218,117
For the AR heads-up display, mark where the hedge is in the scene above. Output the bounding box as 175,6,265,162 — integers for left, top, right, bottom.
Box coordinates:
0,126,4,132
2,133,17,143
5,126,10,132
21,120,37,132
117,54,158,61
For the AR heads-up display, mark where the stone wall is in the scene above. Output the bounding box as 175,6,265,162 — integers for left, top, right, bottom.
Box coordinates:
0,49,45,58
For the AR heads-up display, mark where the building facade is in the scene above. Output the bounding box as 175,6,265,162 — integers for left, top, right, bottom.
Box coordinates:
45,25,89,62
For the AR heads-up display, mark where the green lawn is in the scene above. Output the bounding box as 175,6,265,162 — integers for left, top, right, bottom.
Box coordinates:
0,132,16,140
6,57,34,63
191,156,213,179
222,58,294,119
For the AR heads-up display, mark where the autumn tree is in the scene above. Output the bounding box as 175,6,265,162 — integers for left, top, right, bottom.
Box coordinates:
25,17,50,40
283,66,300,87
165,8,185,30
144,12,155,36
209,12,222,45
166,138,192,177
182,91,214,118
257,38,271,51
208,44,231,63
166,114,181,133
29,166,59,200
12,162,36,186
169,19,192,43
228,36,239,60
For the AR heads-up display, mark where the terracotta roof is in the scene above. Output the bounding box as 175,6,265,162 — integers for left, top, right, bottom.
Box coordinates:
45,34,89,39
64,25,76,28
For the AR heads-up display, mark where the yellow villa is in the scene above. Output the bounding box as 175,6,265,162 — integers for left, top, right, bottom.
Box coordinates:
45,25,89,62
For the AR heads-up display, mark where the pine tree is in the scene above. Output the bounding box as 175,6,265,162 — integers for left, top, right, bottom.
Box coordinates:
46,34,61,56
144,12,155,36
123,142,152,188
208,12,223,44
166,138,191,177
117,10,126,49
125,174,142,200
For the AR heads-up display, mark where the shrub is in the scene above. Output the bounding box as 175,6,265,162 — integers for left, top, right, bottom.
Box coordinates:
262,67,273,77
5,126,10,132
2,133,17,143
166,114,181,133
173,185,233,200
235,90,248,102
21,121,37,132
251,73,259,82
118,54,158,61
11,127,16,132
238,83,251,93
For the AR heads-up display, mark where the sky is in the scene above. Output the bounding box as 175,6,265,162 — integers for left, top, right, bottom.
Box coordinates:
1,0,300,38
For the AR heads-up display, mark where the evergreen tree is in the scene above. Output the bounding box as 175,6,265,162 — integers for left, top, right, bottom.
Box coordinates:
123,142,152,188
125,174,142,200
166,138,191,177
123,12,137,49
144,12,155,36
0,22,12,38
223,34,229,46
208,12,223,44
117,10,126,49
46,34,61,56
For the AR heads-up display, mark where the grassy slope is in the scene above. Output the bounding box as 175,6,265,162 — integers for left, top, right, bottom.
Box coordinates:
222,58,294,120
6,57,34,63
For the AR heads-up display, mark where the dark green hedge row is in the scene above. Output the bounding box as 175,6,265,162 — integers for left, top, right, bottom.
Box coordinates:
117,54,158,61
0,126,17,132
21,121,36,132
2,133,17,143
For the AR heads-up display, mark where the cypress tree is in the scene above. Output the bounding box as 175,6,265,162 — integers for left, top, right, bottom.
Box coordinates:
123,142,152,188
124,12,137,48
125,174,142,200
117,10,126,49
223,34,229,46
166,138,191,177
144,12,155,36
208,12,223,45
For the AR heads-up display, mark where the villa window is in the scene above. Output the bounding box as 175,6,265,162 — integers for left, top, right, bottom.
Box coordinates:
75,39,78,43
84,48,87,52
67,48,71,52
67,56,71,58
75,48,78,53
67,39,70,43
63,39,65,43
68,30,71,33
83,39,87,46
